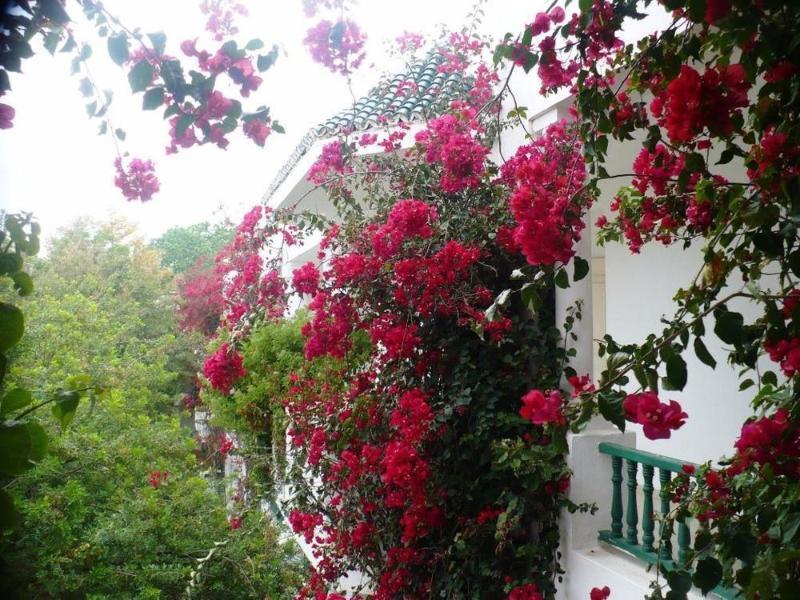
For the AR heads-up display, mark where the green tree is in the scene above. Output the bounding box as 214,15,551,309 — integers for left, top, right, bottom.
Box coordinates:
151,222,234,275
0,218,304,599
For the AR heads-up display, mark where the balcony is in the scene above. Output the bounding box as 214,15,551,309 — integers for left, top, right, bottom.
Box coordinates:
595,442,737,600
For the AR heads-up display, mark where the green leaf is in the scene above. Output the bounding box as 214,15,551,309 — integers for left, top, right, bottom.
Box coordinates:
271,121,285,134
752,231,783,258
731,530,758,563
147,32,167,56
782,513,800,543
0,252,22,275
664,354,688,391
0,302,24,352
39,0,71,24
0,422,32,475
160,59,185,98
245,39,264,51
790,250,800,278
0,488,20,531
692,557,722,594
128,59,153,93
579,0,592,11
257,48,278,72
107,33,129,66
52,391,80,429
666,569,693,595
175,114,195,138
687,0,707,22
685,152,705,173
521,283,542,312
12,271,33,296
573,256,589,282
44,30,60,55
0,388,32,417
693,337,716,369
0,69,9,93
598,392,626,431
221,40,239,57
115,128,126,141
26,422,47,462
554,269,569,289
714,310,744,345
79,77,93,97
142,86,164,110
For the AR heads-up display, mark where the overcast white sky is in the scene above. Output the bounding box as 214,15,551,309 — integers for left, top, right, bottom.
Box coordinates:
0,0,496,243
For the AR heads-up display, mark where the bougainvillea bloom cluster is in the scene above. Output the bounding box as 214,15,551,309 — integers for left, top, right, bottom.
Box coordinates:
202,342,246,394
113,157,160,202
623,392,687,440
304,19,366,75
415,104,488,194
501,120,591,266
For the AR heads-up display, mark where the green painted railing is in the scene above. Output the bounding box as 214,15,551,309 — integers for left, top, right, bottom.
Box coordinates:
597,443,739,600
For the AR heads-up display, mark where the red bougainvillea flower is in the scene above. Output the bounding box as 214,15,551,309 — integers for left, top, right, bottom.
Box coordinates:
288,510,323,543
733,409,800,475
507,583,544,600
148,470,169,489
202,342,246,394
764,337,800,378
704,0,732,24
623,391,687,440
650,64,749,143
219,434,235,455
415,105,489,194
372,199,438,259
475,506,504,525
501,120,591,266
292,262,321,296
568,374,595,397
520,389,566,426
228,515,243,529
782,289,800,319
113,157,160,202
590,586,611,600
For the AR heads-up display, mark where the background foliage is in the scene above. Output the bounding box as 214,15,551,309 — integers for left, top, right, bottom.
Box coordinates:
0,218,305,599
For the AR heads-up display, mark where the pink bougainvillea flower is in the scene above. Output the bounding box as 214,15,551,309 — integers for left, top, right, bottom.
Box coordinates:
0,102,15,129
304,19,366,75
623,391,687,440
242,118,271,146
113,157,160,202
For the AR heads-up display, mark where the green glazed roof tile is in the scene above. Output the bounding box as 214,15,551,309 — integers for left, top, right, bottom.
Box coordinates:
263,50,471,204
